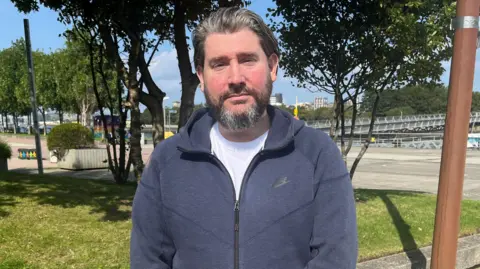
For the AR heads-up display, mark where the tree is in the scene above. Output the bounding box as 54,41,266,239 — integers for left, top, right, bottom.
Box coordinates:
53,35,106,128
11,0,250,179
269,0,455,178
63,28,133,184
472,92,480,112
0,39,31,133
362,84,448,116
33,50,57,134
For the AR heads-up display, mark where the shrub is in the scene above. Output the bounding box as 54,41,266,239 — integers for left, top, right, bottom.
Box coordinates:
0,139,12,159
47,123,95,154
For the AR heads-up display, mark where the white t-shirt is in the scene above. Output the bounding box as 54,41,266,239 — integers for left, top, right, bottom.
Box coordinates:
210,122,269,201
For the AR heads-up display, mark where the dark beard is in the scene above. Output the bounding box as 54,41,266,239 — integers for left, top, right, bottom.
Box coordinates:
204,76,272,131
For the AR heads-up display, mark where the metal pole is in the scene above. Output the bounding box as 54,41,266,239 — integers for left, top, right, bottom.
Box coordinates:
430,1,479,268
163,104,166,134
23,19,43,175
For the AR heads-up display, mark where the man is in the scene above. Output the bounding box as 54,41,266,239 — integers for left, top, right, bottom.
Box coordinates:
130,7,358,269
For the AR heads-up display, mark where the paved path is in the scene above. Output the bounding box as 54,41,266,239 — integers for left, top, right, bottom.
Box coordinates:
347,148,480,200
2,135,480,200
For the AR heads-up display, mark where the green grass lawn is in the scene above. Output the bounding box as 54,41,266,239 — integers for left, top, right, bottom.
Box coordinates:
1,172,480,268
356,189,480,261
0,172,135,269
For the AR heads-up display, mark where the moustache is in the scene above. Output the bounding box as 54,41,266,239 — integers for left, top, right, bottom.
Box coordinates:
220,85,254,101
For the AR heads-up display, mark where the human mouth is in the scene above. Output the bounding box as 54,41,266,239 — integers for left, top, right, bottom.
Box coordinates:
227,94,250,102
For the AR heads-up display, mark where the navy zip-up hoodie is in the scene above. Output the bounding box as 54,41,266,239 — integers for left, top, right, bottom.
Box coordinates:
130,105,358,269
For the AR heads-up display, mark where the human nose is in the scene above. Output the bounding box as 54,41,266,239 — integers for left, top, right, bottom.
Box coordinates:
228,61,244,85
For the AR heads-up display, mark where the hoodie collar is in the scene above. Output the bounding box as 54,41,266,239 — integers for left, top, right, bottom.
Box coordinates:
177,105,303,154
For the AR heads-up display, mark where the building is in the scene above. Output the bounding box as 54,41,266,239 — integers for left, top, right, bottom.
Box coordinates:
269,93,283,106
314,96,329,109
298,102,314,109
172,101,181,108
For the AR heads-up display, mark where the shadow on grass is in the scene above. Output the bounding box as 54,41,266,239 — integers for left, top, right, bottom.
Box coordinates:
355,188,429,203
379,193,427,269
0,171,137,222
355,189,429,268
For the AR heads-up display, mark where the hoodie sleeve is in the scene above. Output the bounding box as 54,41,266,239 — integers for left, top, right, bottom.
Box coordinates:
130,158,176,269
304,136,358,269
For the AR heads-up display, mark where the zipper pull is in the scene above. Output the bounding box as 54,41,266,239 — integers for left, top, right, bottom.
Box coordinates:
234,200,239,211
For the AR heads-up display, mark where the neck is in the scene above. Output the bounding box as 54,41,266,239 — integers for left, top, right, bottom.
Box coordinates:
218,112,270,142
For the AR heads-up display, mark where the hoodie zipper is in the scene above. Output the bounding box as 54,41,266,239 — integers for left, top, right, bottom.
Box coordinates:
178,140,294,269
209,151,264,269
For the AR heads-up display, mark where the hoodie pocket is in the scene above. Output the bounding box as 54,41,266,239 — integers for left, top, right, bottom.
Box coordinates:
160,161,236,246
239,152,315,242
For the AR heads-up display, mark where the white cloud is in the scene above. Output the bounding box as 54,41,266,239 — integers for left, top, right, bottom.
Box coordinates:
146,48,196,95
149,49,180,81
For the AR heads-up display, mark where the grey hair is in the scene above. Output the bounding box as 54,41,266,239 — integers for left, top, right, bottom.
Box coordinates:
192,7,280,69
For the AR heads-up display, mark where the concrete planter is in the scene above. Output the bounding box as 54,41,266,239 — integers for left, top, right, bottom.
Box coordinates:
0,158,8,172
56,148,109,170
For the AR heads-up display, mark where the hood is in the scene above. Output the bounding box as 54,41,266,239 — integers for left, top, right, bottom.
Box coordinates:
177,105,305,154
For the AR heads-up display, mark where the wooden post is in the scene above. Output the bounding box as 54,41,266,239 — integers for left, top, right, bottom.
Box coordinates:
430,1,479,268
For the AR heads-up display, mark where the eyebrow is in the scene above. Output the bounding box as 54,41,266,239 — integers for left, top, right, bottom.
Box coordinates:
208,52,259,66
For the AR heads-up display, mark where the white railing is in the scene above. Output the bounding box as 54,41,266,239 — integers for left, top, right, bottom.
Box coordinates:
307,112,480,134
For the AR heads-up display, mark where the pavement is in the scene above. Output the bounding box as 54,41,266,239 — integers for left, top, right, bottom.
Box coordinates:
347,147,480,200
357,234,480,269
1,135,151,181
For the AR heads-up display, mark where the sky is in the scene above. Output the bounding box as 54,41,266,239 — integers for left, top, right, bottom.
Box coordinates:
2,0,480,110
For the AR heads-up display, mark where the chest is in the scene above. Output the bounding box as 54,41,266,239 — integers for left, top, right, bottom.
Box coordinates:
159,150,316,243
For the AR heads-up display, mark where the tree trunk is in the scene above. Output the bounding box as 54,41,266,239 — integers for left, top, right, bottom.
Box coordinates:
128,39,144,181
330,93,341,142
339,92,347,166
140,92,164,146
173,0,200,130
350,91,380,179
116,76,129,181
28,113,32,135
137,51,165,147
81,99,88,127
42,110,47,136
86,39,116,179
96,23,134,183
178,80,198,130
346,94,359,155
349,66,397,179
59,110,64,124
13,113,17,134
5,114,8,131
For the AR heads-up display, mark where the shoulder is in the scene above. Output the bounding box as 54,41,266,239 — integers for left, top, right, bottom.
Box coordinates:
294,124,340,162
144,134,182,171
294,124,349,182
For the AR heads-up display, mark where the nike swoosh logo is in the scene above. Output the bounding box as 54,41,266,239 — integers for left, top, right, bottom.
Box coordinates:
273,177,289,188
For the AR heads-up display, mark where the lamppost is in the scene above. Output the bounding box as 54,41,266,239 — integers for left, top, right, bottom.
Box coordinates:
23,19,43,175
430,2,479,268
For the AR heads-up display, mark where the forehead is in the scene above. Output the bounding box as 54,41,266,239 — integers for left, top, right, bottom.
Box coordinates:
203,29,263,59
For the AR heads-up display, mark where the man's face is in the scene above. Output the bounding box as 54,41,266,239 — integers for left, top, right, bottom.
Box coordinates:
196,28,279,131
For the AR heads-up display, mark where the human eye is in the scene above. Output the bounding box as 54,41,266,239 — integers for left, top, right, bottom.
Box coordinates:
240,54,258,65
210,59,228,70
213,62,226,68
